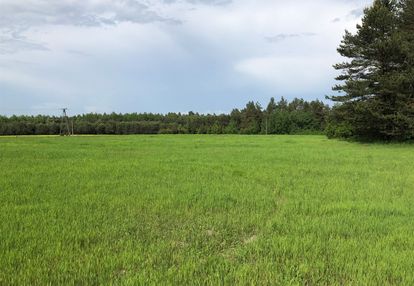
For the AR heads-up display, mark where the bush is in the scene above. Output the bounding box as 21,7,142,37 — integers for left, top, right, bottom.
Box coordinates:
325,123,354,139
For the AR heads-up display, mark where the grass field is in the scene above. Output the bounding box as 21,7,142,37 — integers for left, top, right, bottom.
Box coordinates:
1,135,414,285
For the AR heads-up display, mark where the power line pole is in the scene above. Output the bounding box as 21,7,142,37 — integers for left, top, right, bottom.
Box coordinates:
59,108,72,136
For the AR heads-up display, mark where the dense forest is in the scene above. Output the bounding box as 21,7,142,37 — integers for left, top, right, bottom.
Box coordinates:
0,98,329,135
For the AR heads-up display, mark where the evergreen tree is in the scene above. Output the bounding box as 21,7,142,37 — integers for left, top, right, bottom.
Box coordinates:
240,102,263,134
277,97,288,111
266,97,277,114
398,0,414,138
330,0,414,140
263,98,277,134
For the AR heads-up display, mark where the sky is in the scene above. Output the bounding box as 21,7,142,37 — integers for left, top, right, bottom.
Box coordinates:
0,0,373,116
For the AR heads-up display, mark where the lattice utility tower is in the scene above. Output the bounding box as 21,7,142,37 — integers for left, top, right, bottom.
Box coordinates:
59,108,72,136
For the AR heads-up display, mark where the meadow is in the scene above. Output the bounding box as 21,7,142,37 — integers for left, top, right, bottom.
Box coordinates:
1,135,414,285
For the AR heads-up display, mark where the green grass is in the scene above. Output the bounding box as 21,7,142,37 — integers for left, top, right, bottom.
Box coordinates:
1,135,414,285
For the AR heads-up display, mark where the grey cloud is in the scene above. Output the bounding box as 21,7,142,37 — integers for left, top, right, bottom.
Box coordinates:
185,0,232,5
0,27,49,54
0,0,180,54
331,4,368,24
0,0,175,28
265,32,316,43
162,0,232,5
348,8,364,19
0,36,49,54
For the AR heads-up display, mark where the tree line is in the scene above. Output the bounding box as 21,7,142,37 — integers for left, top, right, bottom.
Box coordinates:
329,0,414,141
0,98,329,135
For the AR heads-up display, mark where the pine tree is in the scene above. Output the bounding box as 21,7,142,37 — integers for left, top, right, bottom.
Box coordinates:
263,98,277,134
277,97,288,111
329,0,414,140
266,97,277,114
240,102,263,134
398,0,414,139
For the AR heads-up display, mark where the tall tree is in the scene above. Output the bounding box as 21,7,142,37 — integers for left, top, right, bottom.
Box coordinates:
277,97,288,111
263,98,277,134
329,0,414,140
398,0,414,138
240,102,263,134
266,97,277,114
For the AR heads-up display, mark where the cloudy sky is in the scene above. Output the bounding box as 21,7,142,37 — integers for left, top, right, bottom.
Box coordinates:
0,0,372,115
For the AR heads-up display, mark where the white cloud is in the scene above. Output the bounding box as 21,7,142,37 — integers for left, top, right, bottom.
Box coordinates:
235,55,336,92
0,0,374,115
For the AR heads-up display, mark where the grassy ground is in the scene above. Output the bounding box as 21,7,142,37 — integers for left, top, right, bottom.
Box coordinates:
1,135,414,285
